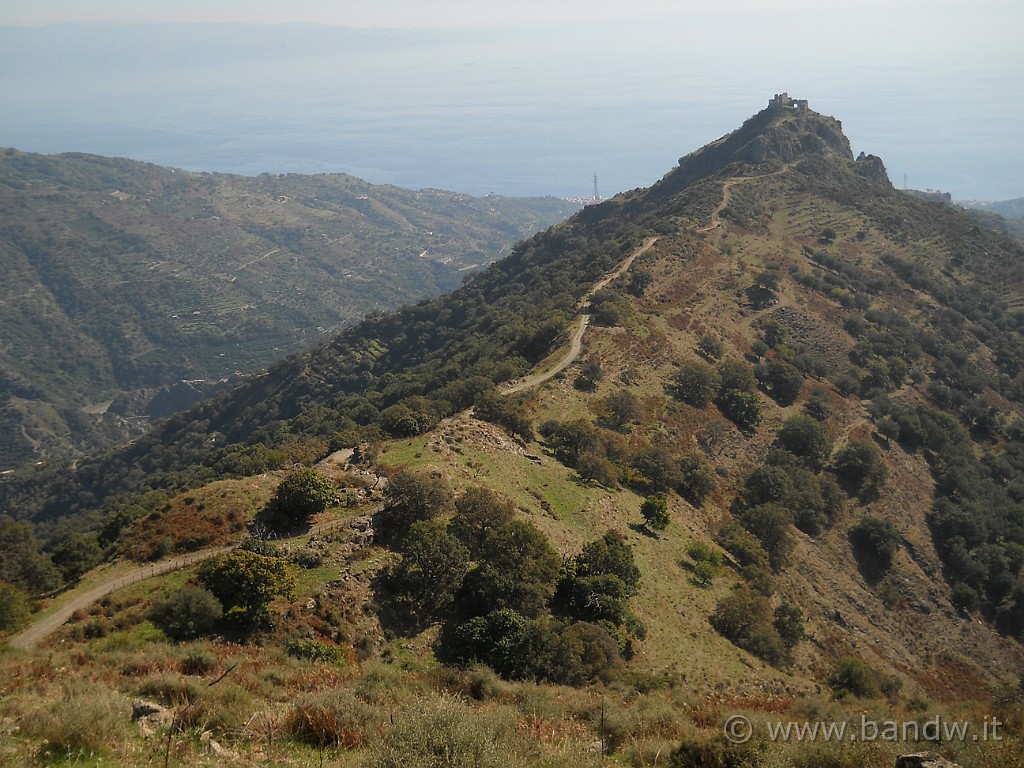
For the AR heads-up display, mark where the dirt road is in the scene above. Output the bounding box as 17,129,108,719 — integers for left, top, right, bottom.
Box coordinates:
6,517,353,650
502,236,658,395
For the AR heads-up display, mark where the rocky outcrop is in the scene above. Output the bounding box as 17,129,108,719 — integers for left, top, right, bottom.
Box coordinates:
648,97,860,203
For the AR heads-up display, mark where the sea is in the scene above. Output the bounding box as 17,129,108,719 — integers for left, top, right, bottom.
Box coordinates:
0,23,1021,202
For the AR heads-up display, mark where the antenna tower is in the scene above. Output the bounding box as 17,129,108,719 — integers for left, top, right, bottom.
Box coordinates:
593,173,600,203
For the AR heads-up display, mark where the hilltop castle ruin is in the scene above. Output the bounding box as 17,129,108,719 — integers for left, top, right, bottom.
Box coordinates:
769,92,809,111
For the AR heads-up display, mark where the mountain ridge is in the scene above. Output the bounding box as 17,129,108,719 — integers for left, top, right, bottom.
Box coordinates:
4,97,1024,765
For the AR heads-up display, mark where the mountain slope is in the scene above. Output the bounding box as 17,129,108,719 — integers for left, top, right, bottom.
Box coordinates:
7,95,1024,706
6,96,1024,766
0,149,577,465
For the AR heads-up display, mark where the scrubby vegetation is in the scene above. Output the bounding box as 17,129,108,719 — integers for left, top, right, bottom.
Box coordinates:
5,98,1024,766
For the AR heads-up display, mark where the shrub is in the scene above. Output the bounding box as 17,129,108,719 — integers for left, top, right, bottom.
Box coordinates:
198,549,295,624
776,415,833,470
377,467,454,538
828,656,880,698
287,690,378,749
686,541,724,587
286,637,348,665
696,335,724,361
670,360,721,408
849,516,901,573
19,680,131,759
0,580,31,632
641,494,670,531
369,694,528,768
148,586,223,641
832,439,888,496
268,467,335,530
677,453,717,505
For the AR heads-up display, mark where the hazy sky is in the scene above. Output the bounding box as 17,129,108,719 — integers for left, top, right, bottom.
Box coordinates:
0,1,1021,198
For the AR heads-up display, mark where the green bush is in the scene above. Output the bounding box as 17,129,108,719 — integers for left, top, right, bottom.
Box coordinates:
686,541,724,587
776,415,833,470
828,656,880,698
849,516,901,572
641,494,670,531
286,637,348,665
0,580,31,632
198,549,294,624
832,439,888,496
670,360,721,408
269,467,335,529
677,453,717,505
148,586,223,641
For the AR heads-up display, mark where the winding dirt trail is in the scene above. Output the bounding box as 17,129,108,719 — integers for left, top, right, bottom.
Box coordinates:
8,236,661,650
502,236,658,395
6,518,352,650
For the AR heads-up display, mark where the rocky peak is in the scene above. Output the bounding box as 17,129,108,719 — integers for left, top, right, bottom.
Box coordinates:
649,94,860,200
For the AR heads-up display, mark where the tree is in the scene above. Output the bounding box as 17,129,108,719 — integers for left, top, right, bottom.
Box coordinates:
50,532,103,582
686,541,724,587
776,415,832,470
773,602,805,649
627,270,653,297
717,359,756,393
630,446,682,492
148,586,223,641
849,516,901,572
269,467,335,530
641,494,670,531
473,390,534,440
450,486,516,558
756,359,804,406
601,390,641,431
0,581,31,633
0,517,61,595
198,549,295,624
380,520,470,629
458,520,561,619
377,467,454,538
737,503,794,571
710,585,787,664
677,452,717,505
832,439,888,496
539,419,603,466
716,519,774,596
574,531,641,595
670,360,721,408
716,389,762,432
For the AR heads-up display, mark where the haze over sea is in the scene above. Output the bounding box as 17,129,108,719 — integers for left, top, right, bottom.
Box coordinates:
0,14,1021,201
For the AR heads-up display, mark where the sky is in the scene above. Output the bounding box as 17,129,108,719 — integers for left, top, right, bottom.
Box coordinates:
0,1,1021,199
